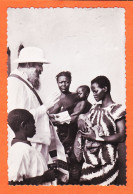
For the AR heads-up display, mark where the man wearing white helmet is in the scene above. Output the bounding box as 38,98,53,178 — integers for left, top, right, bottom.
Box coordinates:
8,46,69,185
8,47,61,164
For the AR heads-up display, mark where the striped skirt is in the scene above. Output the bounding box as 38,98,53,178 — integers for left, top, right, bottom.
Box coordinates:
80,158,119,185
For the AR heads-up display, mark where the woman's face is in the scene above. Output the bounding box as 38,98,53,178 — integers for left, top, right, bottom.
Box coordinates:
91,82,106,102
57,76,71,94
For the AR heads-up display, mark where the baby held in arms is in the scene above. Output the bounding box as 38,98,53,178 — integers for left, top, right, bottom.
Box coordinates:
49,85,92,124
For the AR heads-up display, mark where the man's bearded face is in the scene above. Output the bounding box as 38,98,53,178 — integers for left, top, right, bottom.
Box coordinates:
27,63,43,90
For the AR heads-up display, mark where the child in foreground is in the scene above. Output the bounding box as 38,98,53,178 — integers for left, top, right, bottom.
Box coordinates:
8,109,56,185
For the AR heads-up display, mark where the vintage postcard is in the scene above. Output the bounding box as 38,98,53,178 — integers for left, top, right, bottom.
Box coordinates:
0,1,133,194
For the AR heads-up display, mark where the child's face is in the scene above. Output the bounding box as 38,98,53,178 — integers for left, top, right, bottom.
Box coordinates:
24,119,36,138
77,87,87,100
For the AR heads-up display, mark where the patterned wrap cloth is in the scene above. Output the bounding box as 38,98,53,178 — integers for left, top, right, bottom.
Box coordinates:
74,103,126,185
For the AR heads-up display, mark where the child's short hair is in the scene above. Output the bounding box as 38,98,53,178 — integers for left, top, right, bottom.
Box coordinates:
56,71,72,82
78,85,90,95
91,76,111,92
8,109,34,133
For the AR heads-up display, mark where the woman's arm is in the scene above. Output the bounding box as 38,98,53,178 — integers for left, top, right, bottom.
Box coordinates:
80,118,126,144
103,118,126,143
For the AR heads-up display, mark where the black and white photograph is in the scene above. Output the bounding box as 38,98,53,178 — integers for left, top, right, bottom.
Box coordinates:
7,8,126,186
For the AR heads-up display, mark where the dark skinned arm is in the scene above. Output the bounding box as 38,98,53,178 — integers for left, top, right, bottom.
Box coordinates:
80,118,126,144
48,101,63,126
71,101,86,123
103,118,126,143
48,102,61,114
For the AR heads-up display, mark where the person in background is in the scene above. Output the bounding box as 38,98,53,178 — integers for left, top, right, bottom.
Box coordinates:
64,85,92,155
49,71,79,148
49,72,91,184
8,109,56,185
78,76,126,185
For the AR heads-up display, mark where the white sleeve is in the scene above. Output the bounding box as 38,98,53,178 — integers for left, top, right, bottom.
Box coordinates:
8,78,47,121
8,148,26,182
8,78,28,112
29,105,47,122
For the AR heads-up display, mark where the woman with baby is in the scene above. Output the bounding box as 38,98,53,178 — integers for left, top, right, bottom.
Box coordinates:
76,76,126,185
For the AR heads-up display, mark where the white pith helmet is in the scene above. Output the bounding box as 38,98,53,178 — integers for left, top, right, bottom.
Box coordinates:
14,47,49,64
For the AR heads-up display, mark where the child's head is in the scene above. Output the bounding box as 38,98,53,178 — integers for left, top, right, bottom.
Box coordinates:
8,109,36,138
76,85,90,100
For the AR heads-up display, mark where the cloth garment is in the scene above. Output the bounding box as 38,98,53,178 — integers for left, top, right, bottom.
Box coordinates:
48,122,69,182
74,118,105,163
8,69,69,183
9,74,43,105
79,103,126,185
8,141,51,185
49,93,85,184
8,69,50,147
